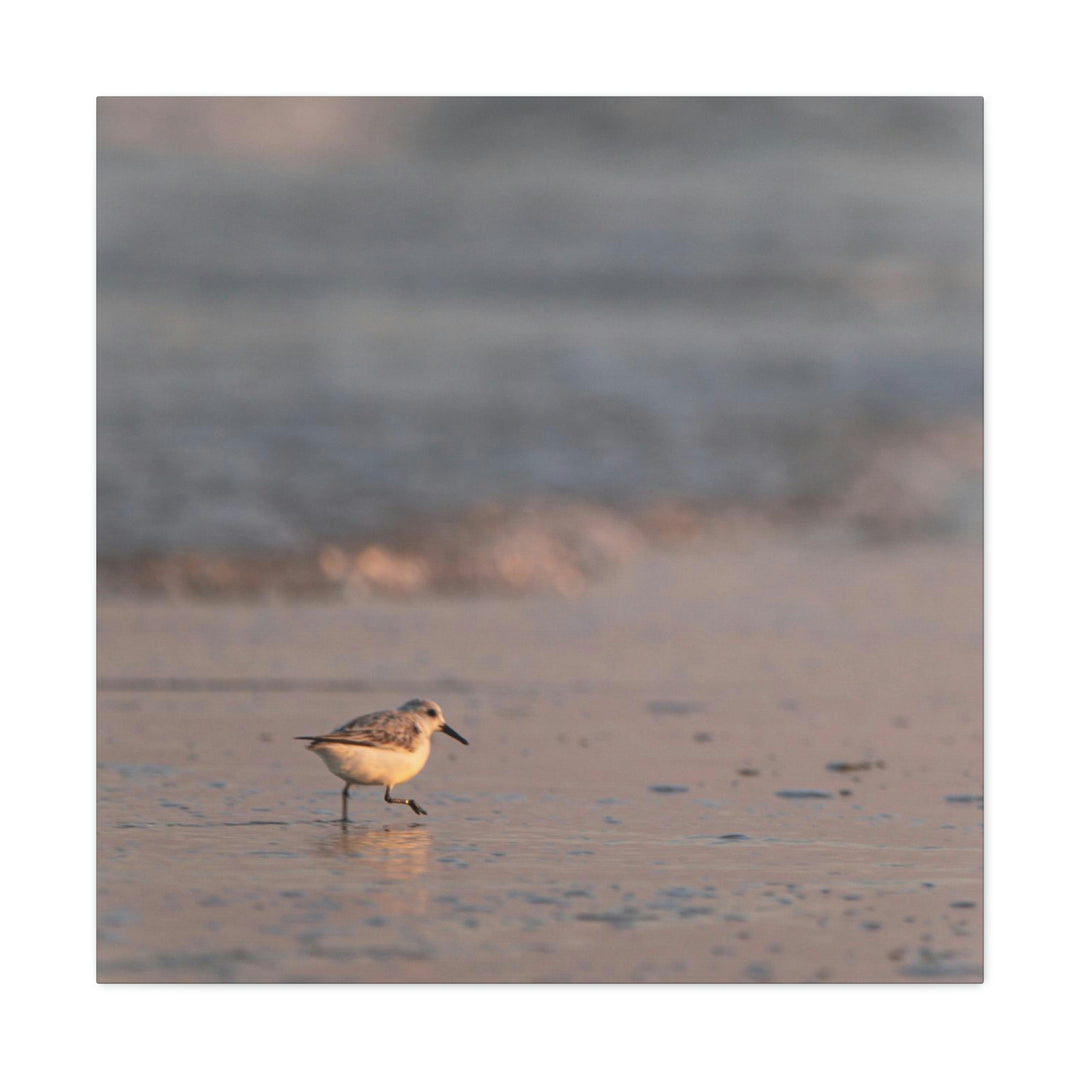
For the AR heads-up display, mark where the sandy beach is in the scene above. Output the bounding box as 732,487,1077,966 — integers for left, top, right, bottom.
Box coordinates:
97,533,982,983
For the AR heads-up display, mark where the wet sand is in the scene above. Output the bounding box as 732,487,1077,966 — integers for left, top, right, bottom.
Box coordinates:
97,536,982,983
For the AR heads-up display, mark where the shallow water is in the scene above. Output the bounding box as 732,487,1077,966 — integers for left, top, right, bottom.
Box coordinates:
98,541,983,983
97,698,983,984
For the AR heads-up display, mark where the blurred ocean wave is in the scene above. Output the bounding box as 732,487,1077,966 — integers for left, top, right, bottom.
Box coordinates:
97,98,982,574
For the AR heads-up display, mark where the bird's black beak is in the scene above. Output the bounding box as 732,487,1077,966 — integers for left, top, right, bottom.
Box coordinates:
441,723,469,745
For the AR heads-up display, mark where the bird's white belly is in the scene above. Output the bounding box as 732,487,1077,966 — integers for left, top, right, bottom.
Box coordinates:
311,741,430,787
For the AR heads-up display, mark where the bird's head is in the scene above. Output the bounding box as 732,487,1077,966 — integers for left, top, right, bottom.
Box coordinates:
401,698,469,744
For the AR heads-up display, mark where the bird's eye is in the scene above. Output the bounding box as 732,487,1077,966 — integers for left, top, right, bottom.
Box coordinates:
426,707,438,717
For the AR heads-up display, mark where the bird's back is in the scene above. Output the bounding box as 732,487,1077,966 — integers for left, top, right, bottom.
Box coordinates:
301,708,425,753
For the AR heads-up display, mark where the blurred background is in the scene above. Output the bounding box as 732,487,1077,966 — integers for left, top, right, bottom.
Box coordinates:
97,97,982,597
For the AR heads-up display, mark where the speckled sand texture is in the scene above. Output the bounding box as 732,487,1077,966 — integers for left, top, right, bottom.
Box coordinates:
98,538,982,983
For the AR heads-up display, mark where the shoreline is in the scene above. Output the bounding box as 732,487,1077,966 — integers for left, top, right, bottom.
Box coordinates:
97,417,982,601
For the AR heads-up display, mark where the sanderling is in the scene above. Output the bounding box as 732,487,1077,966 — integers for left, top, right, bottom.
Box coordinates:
296,698,468,821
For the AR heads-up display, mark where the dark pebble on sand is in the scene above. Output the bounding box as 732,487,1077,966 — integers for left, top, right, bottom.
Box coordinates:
649,784,689,794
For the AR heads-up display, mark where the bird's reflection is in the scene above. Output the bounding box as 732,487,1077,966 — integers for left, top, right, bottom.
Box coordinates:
313,822,433,882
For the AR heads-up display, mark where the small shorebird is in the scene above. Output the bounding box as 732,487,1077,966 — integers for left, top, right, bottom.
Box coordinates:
296,698,468,821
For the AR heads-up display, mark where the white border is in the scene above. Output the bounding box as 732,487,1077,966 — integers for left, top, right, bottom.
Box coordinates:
7,2,1077,1077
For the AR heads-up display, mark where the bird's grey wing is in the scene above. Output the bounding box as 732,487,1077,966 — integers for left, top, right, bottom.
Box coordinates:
315,710,422,750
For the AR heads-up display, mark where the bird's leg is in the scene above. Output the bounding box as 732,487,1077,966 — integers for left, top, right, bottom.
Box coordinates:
385,786,427,816
341,783,351,822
